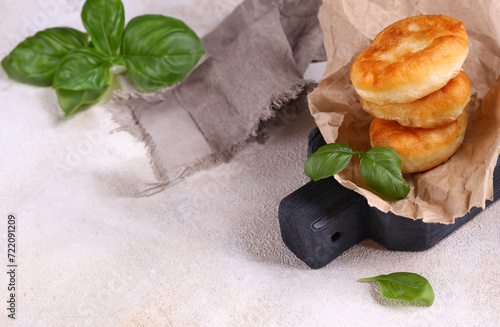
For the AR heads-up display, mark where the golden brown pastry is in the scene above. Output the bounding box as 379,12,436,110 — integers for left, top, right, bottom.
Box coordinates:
359,71,471,128
369,110,468,173
350,15,469,105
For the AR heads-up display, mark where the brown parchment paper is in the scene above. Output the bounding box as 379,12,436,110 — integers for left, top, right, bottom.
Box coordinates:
309,0,500,223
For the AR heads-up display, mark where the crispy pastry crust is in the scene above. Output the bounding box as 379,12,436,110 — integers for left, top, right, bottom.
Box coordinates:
350,15,468,105
369,110,468,173
360,71,471,128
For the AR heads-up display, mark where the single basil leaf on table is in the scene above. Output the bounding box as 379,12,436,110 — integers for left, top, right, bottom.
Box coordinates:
359,272,435,306
121,15,205,92
304,143,354,181
1,27,88,86
52,48,113,91
359,147,410,200
81,0,125,56
56,85,110,117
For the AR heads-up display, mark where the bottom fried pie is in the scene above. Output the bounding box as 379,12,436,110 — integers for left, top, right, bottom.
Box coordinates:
369,110,468,173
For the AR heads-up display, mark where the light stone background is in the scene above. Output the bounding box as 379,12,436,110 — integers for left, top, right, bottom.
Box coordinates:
0,0,499,326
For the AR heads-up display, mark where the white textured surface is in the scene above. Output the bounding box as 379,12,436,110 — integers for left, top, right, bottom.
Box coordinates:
0,1,499,326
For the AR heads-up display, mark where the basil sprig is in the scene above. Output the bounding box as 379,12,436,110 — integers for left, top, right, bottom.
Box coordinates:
359,272,435,306
1,0,204,116
304,143,410,200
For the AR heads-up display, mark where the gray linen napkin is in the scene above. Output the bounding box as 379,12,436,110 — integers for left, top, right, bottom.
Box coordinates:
110,0,324,195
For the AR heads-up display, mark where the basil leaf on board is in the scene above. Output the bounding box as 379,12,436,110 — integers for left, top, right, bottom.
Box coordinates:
121,15,205,92
52,48,113,91
359,147,410,200
304,143,354,181
56,85,110,117
81,0,125,56
1,27,88,86
359,272,435,306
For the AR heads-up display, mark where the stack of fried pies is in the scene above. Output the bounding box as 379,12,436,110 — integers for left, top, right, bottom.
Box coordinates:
350,15,470,173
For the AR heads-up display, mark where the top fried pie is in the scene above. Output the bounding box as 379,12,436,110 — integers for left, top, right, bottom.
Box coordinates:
350,15,468,105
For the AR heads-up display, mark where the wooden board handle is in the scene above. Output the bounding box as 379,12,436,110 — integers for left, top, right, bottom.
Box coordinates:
279,177,369,269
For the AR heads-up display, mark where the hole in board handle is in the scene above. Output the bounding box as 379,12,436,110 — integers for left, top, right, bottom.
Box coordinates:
331,232,341,242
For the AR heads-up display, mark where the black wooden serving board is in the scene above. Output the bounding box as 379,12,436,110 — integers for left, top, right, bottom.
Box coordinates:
278,128,500,269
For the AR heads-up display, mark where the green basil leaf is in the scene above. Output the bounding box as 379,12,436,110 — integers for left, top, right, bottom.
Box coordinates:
121,15,205,92
81,0,125,56
56,85,110,116
359,272,435,306
52,48,113,91
1,27,88,86
304,143,354,181
359,147,410,200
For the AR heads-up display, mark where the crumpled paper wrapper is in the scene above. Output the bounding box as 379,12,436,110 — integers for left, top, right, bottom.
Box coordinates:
308,0,500,223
